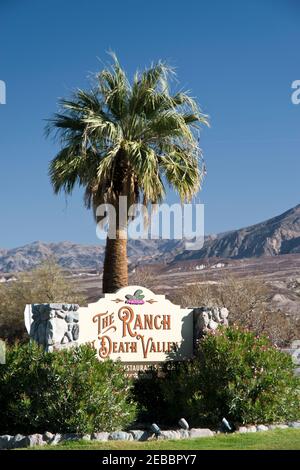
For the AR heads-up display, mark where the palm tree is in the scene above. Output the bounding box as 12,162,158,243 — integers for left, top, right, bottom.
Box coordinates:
47,55,208,293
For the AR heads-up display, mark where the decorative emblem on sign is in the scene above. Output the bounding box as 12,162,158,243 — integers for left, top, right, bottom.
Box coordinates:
125,289,145,305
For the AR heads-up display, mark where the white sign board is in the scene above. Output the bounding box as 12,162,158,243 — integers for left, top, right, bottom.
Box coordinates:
79,286,193,362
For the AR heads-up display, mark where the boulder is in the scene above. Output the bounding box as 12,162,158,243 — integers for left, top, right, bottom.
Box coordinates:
0,435,14,450
237,426,248,433
268,424,288,430
91,432,109,441
189,428,214,438
109,431,133,441
28,434,45,447
194,306,229,341
256,425,269,432
178,429,190,439
43,431,54,443
61,433,81,442
129,430,149,441
246,426,257,433
50,433,62,445
158,430,181,440
12,434,30,448
220,307,229,319
287,422,300,429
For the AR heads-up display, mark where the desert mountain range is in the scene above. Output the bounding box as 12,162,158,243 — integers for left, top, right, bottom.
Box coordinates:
0,204,300,273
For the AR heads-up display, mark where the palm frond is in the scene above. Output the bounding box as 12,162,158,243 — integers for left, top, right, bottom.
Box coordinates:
47,54,209,216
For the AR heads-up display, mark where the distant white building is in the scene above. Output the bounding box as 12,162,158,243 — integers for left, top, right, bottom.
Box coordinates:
211,263,225,269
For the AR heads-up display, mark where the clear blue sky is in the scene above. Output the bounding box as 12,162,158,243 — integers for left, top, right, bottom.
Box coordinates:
0,0,299,248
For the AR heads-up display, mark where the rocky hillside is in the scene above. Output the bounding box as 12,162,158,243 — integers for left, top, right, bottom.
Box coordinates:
0,241,103,272
0,239,186,272
1,204,300,272
177,204,300,261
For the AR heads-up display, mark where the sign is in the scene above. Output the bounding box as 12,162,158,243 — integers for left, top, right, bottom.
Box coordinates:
78,286,193,362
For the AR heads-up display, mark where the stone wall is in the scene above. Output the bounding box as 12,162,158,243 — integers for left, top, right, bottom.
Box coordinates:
26,303,79,352
1,421,299,449
193,306,229,345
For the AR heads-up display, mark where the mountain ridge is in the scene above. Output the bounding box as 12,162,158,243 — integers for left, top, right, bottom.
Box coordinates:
0,239,186,272
176,204,300,261
1,204,300,272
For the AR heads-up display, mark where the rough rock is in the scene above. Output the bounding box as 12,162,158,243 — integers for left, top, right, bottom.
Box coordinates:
158,430,181,440
256,425,269,432
220,307,229,319
189,428,214,438
246,426,257,433
0,435,14,450
61,433,81,442
50,433,62,445
27,303,80,352
294,367,300,377
129,430,149,441
237,426,248,433
109,431,133,441
91,432,110,441
194,307,229,340
178,429,190,439
43,431,54,443
13,434,30,448
287,422,300,428
27,434,45,447
268,424,288,430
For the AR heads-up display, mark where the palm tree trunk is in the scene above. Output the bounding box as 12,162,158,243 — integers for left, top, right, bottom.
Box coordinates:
102,229,128,293
102,149,130,293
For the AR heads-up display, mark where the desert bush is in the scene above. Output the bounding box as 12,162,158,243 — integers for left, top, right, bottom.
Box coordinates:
0,260,85,343
172,277,297,346
0,342,137,434
133,327,300,427
129,266,155,289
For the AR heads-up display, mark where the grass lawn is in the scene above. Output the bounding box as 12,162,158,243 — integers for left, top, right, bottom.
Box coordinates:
26,429,300,450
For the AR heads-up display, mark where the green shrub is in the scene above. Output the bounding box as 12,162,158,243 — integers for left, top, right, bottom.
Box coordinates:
134,327,300,427
0,342,137,434
193,327,300,425
133,361,197,425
